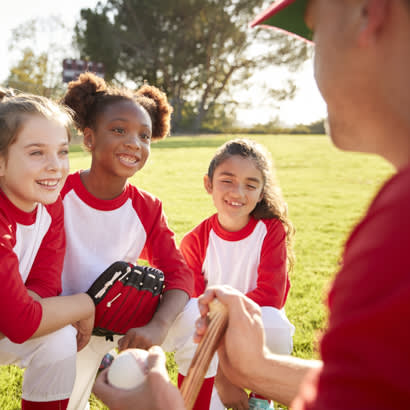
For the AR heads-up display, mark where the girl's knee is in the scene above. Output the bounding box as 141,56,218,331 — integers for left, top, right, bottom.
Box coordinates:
34,326,77,365
261,307,295,355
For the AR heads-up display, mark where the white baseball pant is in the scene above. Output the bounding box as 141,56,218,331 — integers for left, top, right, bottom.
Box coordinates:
0,325,77,402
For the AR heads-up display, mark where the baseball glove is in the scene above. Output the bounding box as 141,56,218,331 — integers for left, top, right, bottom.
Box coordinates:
86,261,165,339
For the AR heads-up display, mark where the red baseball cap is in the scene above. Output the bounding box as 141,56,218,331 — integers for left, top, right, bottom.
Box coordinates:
250,0,313,43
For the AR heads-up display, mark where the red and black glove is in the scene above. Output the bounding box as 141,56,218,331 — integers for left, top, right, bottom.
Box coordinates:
86,261,164,339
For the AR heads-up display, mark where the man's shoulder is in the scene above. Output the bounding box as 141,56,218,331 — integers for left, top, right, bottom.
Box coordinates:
348,166,410,249
370,165,410,212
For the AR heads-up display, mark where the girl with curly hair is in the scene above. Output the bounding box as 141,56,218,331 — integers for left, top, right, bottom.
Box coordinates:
60,73,195,410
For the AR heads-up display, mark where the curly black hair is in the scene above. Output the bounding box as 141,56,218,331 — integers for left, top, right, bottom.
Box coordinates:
61,72,173,141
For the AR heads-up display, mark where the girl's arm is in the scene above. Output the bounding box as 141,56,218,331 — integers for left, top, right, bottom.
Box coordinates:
140,200,194,298
118,201,193,350
0,230,44,343
118,289,189,351
28,287,94,350
179,229,208,297
0,248,95,343
246,219,289,308
32,293,94,339
27,289,41,301
25,199,66,298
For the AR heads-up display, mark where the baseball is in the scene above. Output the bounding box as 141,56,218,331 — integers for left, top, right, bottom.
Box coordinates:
107,348,149,390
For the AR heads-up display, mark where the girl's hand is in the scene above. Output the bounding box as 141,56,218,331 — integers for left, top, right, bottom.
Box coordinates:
118,320,168,351
73,312,94,351
215,367,249,410
93,346,185,410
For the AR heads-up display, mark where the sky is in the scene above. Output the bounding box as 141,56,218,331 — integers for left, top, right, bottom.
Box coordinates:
1,0,327,127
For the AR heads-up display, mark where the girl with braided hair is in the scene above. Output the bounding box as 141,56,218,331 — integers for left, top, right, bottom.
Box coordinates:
60,72,196,410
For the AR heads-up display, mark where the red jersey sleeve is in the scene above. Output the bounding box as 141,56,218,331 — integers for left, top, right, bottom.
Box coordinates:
25,198,65,298
138,193,193,297
0,218,42,343
245,219,290,309
180,222,210,297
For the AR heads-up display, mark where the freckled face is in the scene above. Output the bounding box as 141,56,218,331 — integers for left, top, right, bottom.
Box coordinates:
0,115,69,212
87,100,152,180
205,155,264,232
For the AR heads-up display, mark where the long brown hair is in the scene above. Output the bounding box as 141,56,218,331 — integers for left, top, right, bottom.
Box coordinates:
207,138,295,272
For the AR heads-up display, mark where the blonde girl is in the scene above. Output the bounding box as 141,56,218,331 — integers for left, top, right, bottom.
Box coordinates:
0,89,95,410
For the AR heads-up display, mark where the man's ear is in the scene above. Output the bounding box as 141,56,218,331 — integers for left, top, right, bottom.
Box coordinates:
358,0,389,46
203,174,213,194
83,127,95,150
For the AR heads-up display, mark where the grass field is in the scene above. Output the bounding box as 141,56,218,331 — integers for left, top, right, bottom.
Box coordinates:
0,134,394,409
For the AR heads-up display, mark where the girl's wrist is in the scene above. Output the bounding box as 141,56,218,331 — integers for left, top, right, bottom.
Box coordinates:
82,293,96,314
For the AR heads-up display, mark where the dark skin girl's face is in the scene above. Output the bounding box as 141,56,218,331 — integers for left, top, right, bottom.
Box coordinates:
82,99,152,199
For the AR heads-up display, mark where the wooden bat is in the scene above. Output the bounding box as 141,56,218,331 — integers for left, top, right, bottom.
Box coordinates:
180,299,228,410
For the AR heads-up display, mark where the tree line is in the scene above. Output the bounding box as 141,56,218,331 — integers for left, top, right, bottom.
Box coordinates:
4,0,313,133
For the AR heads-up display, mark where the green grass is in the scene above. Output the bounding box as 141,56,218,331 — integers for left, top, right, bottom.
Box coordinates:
0,134,394,408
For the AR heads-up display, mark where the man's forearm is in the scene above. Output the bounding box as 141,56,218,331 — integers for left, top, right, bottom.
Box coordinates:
249,350,322,406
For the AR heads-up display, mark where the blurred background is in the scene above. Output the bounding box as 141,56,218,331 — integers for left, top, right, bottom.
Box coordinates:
1,0,326,135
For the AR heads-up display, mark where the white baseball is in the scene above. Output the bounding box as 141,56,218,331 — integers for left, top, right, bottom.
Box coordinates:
107,348,149,390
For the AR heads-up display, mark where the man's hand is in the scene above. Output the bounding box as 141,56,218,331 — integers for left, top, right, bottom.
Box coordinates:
194,285,267,390
93,346,186,410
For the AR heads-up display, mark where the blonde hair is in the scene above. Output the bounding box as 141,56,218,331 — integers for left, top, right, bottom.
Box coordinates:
207,138,295,272
0,88,73,157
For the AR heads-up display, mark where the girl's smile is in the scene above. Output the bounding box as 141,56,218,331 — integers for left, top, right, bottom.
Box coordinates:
204,155,264,232
0,115,69,212
117,152,140,167
81,100,152,199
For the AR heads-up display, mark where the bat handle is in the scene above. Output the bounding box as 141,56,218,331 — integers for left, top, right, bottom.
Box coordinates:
180,299,228,410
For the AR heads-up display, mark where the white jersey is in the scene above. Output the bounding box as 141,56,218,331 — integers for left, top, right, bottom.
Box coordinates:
60,171,193,296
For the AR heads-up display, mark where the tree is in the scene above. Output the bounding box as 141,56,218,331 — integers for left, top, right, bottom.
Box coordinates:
75,0,309,131
5,17,73,98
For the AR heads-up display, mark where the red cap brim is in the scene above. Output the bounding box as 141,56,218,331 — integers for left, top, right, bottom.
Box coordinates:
250,0,313,43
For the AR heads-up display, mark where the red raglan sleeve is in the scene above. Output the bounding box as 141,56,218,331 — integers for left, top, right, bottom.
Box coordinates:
180,228,207,297
139,197,194,297
245,219,290,308
0,218,43,343
25,198,65,298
